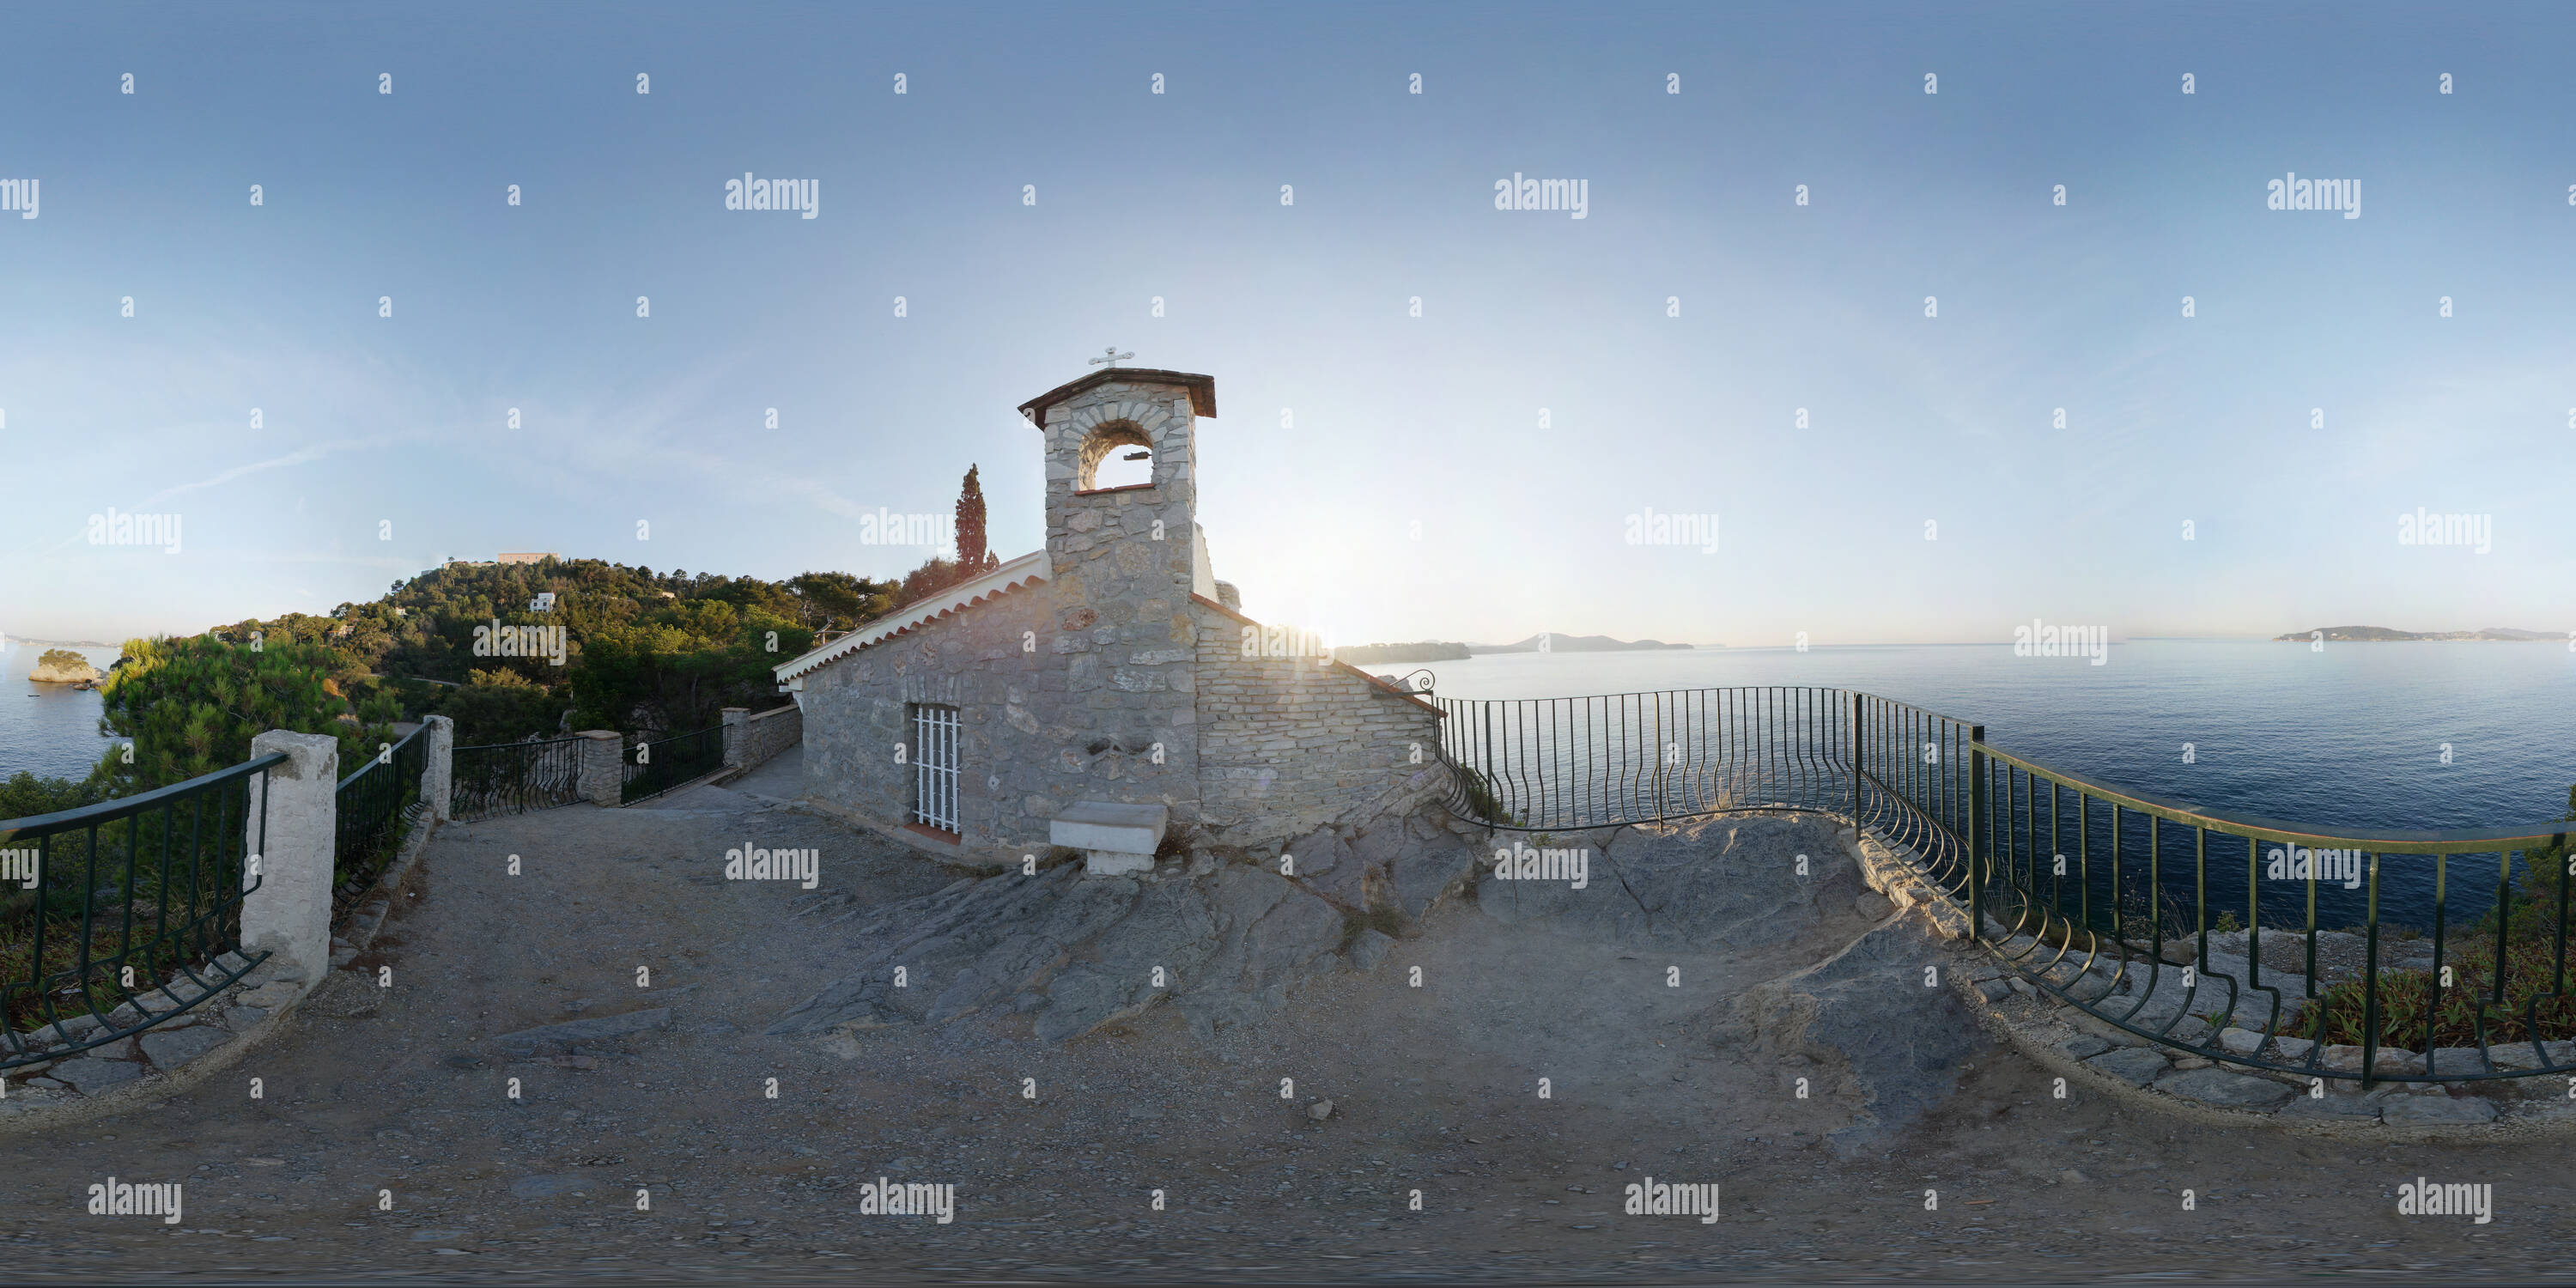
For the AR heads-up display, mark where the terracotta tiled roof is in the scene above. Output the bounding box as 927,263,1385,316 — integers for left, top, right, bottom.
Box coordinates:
774,550,1051,682
1018,368,1216,426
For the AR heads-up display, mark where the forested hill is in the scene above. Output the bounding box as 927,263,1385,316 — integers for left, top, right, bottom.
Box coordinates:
201,558,901,743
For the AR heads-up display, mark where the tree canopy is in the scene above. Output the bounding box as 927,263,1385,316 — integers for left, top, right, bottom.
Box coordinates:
94,635,398,793
6,465,1009,808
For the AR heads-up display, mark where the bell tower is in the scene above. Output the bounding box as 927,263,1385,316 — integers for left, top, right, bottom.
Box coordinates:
1018,365,1217,617
1016,364,1219,838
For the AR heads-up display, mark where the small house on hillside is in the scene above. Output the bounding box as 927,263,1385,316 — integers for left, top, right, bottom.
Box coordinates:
773,367,1443,872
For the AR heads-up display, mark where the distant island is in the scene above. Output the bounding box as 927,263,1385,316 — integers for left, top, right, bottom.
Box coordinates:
1470,634,1696,655
27,648,104,683
1332,641,1473,665
2274,626,2561,642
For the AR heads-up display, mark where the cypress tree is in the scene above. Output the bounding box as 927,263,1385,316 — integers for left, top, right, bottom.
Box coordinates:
955,465,995,573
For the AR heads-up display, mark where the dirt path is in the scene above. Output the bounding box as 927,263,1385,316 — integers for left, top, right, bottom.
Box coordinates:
4,791,2574,1283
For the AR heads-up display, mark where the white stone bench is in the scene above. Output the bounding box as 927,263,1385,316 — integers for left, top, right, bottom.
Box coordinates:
1051,802,1169,877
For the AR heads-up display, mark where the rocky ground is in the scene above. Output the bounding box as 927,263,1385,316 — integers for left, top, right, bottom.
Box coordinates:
6,754,2576,1283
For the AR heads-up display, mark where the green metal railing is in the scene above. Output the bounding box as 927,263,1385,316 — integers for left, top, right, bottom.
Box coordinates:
621,726,725,805
1441,685,2574,1085
334,725,427,920
0,754,282,1069
1435,687,1850,828
452,735,583,821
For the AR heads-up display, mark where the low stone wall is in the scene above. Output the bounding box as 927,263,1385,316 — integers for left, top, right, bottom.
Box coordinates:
724,702,803,772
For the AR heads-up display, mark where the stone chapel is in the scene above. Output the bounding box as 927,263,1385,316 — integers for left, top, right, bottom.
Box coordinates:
774,367,1444,873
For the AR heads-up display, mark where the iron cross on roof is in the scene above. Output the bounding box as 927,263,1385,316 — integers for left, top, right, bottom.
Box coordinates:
1087,346,1135,368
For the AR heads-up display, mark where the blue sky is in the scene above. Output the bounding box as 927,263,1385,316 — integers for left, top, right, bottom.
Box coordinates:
3,2,2572,647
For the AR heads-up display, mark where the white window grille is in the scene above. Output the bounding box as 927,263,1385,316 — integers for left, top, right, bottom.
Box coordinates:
912,704,961,833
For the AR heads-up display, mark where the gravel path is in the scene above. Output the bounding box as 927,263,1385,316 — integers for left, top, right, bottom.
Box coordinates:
6,788,2576,1283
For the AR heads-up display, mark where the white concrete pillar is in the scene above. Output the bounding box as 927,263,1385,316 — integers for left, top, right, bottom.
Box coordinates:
239,730,339,988
575,730,624,806
721,707,750,769
422,714,455,822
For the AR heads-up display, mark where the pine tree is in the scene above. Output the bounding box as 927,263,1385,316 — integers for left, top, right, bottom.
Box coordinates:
93,635,396,794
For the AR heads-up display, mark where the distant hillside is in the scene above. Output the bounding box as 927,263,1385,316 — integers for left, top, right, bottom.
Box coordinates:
2275,626,2560,642
193,556,892,744
1332,641,1473,665
1470,634,1695,654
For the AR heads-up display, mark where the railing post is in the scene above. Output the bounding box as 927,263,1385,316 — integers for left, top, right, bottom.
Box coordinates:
721,707,750,769
239,730,339,988
422,714,455,823
1968,723,1988,943
575,730,624,806
1848,692,1862,822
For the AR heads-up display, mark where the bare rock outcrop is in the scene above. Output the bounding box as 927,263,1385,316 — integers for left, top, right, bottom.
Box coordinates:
1717,908,1985,1157
771,804,1481,1045
1476,815,1864,949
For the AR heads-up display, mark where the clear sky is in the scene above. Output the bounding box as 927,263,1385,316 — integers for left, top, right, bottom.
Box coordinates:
3,2,2571,648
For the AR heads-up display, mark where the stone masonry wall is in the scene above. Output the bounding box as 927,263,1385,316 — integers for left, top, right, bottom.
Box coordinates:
739,703,803,769
796,582,1062,868
793,370,1448,866
1036,377,1207,828
1192,597,1446,846
794,568,1220,869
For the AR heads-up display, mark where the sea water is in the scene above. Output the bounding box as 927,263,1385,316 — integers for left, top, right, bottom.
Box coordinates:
1369,640,2576,930
0,639,121,783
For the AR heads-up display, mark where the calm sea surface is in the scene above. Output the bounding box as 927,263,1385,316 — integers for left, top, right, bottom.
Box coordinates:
1368,641,2576,835
1367,641,2576,929
0,640,121,783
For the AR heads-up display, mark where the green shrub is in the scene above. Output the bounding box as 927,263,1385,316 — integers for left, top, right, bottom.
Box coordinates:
93,635,393,793
2300,785,2576,1048
1453,765,1518,827
434,669,568,744
0,771,108,822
